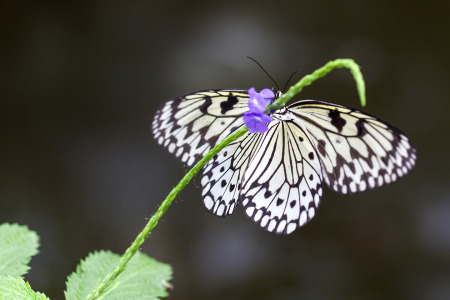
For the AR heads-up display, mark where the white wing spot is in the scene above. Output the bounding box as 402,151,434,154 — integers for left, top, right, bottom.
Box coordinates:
204,196,214,210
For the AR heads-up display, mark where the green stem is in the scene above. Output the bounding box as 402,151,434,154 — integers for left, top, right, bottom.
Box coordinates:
85,126,248,300
267,58,366,112
85,58,366,300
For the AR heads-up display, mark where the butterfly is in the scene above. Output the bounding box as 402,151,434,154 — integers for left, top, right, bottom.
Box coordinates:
152,89,417,234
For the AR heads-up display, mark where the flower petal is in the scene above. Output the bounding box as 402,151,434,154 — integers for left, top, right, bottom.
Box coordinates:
247,87,258,99
243,111,272,133
248,95,265,112
259,88,275,101
247,87,274,113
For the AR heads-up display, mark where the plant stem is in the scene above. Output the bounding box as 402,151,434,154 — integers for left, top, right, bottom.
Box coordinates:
85,58,366,300
85,127,248,300
267,58,366,112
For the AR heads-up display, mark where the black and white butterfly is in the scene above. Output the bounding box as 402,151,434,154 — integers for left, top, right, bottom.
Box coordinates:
152,89,417,234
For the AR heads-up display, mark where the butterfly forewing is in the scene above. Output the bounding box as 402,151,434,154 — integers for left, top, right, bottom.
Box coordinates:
152,89,249,167
287,100,417,194
240,119,323,234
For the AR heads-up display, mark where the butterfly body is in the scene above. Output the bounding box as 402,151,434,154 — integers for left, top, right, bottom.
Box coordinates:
152,89,417,234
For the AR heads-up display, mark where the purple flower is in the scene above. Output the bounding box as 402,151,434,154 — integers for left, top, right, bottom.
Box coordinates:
244,87,275,133
247,87,275,113
243,111,272,133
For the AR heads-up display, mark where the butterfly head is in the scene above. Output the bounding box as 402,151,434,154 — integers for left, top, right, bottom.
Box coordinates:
274,90,283,99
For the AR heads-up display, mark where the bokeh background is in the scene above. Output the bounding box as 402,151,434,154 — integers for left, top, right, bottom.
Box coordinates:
2,1,450,299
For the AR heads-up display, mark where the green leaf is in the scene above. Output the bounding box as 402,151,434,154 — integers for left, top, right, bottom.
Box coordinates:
0,275,49,300
65,250,173,300
0,223,39,277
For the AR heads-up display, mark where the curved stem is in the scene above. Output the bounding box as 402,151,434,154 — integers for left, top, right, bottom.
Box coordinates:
267,58,366,112
85,58,366,299
85,126,248,300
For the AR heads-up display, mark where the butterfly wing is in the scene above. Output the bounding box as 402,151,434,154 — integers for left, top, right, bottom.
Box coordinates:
286,100,417,194
201,129,261,217
152,89,249,167
240,119,324,234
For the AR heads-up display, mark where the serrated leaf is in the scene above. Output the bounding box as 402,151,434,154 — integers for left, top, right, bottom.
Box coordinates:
0,223,39,277
65,250,173,300
0,275,49,300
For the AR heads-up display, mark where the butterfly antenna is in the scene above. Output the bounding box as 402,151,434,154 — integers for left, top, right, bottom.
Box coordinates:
247,56,280,91
282,71,298,93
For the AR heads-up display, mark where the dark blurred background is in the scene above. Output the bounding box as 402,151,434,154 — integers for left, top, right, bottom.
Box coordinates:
1,0,450,299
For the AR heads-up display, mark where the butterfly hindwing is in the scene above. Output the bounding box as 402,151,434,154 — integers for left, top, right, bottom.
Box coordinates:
152,89,249,167
240,119,323,234
201,129,261,217
286,100,417,194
